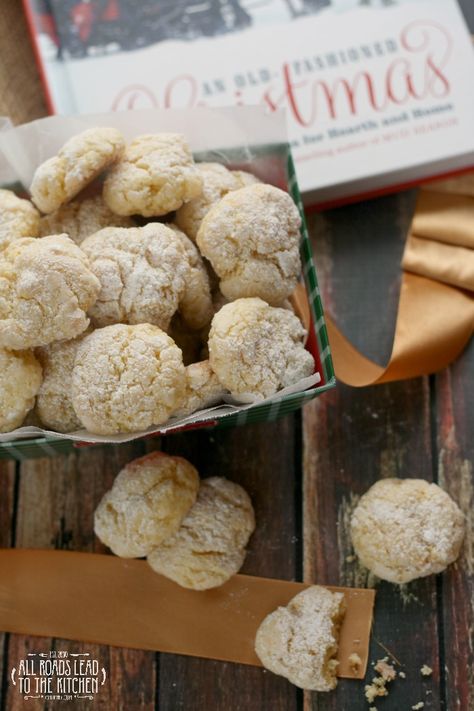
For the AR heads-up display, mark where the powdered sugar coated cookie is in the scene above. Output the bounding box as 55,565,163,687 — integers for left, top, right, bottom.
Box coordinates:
30,127,125,213
36,332,90,433
94,451,199,557
81,223,190,330
208,297,314,401
255,586,346,691
174,360,226,417
167,224,213,330
196,183,301,305
147,476,255,590
39,195,134,245
0,235,100,350
71,324,186,434
350,478,465,584
0,348,42,432
0,189,40,250
103,133,202,216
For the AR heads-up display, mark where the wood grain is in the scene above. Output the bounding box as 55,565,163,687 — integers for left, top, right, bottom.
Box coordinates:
303,200,442,711
0,461,16,707
436,337,474,711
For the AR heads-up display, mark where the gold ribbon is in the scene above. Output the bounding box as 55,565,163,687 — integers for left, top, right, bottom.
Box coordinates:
326,176,474,386
0,549,375,679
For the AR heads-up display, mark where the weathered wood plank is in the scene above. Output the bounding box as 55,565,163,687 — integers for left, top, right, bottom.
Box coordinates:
3,446,157,711
436,336,474,711
151,421,301,711
0,460,16,709
303,197,442,711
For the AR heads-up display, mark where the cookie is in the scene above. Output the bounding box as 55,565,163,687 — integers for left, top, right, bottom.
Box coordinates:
94,451,199,558
208,298,314,401
196,183,302,305
0,348,42,432
350,478,465,584
81,223,189,330
30,127,125,213
147,476,255,590
103,133,202,216
175,162,241,241
35,332,89,433
174,360,226,418
255,586,346,691
71,323,186,434
0,235,100,350
39,195,134,245
0,189,40,250
167,224,213,330
231,169,260,188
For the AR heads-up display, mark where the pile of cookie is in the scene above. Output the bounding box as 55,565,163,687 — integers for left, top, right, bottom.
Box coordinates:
0,127,315,435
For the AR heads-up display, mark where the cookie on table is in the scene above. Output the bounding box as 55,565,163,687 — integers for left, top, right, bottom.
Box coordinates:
0,348,42,432
0,235,100,350
71,323,186,435
81,223,190,330
94,451,199,558
39,195,134,245
167,224,213,330
103,133,202,217
255,586,346,691
30,127,125,213
147,476,255,590
0,189,40,250
350,478,465,584
174,360,227,418
208,297,314,401
196,183,301,305
35,331,90,433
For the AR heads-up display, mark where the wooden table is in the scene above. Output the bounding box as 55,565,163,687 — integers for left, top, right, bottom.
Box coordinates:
0,1,472,708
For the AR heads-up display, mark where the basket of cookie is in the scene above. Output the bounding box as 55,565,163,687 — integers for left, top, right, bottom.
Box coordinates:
0,107,335,459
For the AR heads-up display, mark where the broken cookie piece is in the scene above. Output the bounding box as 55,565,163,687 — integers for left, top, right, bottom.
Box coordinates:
255,586,346,691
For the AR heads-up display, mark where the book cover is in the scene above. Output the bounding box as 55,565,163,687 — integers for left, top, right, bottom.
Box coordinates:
22,0,474,205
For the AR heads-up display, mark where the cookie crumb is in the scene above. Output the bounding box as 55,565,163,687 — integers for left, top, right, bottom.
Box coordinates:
374,659,397,682
365,657,397,704
412,703,424,710
346,555,356,563
420,664,432,677
399,671,406,679
348,652,362,674
364,681,388,703
369,707,377,711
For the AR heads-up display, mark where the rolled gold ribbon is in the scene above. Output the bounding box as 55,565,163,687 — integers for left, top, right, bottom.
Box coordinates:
0,549,375,679
326,178,474,386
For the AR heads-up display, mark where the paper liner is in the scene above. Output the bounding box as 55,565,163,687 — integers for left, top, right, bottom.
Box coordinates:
0,549,374,680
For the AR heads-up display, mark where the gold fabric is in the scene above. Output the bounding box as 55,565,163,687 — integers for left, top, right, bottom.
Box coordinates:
327,178,474,386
